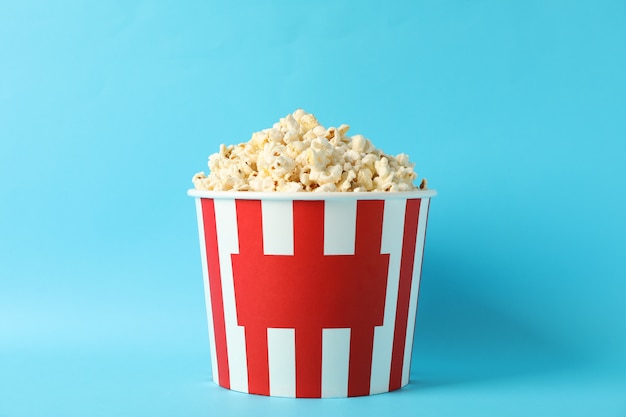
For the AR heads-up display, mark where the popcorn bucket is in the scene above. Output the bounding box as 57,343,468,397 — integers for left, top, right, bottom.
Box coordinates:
188,190,436,398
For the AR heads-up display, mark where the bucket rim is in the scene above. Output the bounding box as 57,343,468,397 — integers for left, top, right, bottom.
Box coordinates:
188,189,437,200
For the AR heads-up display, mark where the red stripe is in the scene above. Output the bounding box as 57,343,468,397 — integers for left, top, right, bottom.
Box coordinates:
354,200,386,256
347,326,376,396
293,200,325,256
347,200,386,396
235,199,264,255
402,198,431,380
201,198,230,389
235,199,270,395
244,327,270,395
295,328,323,398
389,199,421,391
293,201,324,398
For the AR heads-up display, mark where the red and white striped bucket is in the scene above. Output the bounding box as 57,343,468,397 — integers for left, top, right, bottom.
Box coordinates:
188,190,436,398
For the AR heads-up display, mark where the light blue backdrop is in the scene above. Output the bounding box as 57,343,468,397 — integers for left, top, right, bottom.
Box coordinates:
1,1,625,416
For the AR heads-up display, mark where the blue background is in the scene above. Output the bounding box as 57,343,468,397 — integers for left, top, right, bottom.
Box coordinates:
1,1,625,416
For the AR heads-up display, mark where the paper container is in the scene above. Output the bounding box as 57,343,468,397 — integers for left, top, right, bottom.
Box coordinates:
188,189,436,398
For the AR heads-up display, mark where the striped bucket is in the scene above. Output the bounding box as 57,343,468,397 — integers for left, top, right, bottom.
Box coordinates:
188,190,436,398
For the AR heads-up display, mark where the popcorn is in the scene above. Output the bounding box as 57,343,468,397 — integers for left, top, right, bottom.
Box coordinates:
192,109,427,192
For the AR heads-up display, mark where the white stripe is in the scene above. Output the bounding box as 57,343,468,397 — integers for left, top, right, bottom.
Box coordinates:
369,198,407,394
262,200,294,255
214,199,248,393
196,198,219,385
321,328,351,398
267,328,296,397
323,199,357,255
401,198,430,386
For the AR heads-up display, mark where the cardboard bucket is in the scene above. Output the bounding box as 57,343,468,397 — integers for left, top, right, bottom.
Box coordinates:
188,189,436,398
